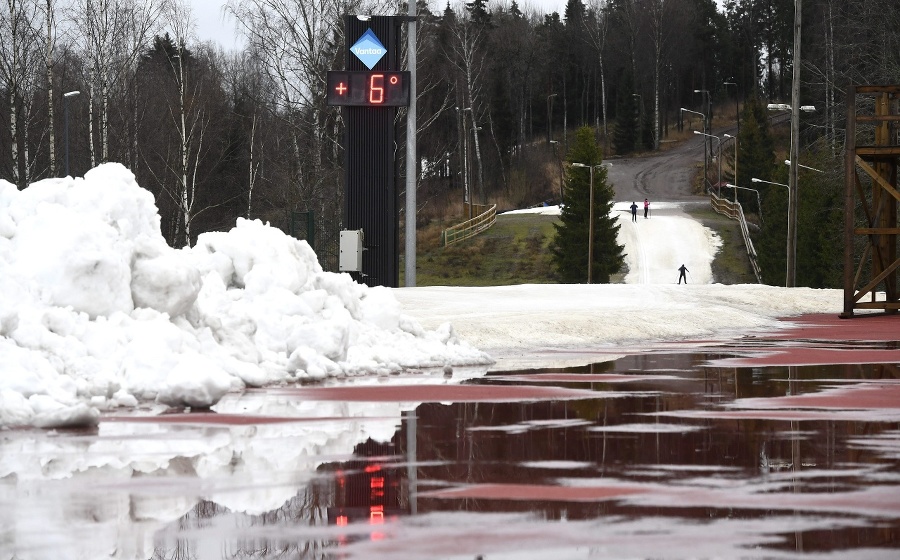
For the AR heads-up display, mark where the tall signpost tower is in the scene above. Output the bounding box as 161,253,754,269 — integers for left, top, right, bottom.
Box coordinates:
327,16,410,288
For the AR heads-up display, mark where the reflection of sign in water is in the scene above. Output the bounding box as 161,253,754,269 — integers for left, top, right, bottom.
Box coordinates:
326,441,408,533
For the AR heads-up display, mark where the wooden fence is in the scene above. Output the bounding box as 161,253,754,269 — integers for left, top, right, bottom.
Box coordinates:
709,191,763,283
441,204,497,247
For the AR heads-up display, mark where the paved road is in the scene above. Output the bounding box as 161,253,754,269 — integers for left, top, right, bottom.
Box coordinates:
606,132,710,203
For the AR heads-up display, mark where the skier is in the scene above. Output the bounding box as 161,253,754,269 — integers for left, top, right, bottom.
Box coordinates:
630,201,638,222
678,264,689,284
644,198,650,219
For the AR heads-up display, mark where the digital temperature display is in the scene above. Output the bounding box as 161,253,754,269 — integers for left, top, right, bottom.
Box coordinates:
326,71,410,107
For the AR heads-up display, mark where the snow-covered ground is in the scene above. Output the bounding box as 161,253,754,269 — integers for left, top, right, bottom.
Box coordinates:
0,166,842,429
396,203,842,368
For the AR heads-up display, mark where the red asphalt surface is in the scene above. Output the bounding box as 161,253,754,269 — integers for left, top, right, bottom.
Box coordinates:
766,312,900,342
719,312,900,367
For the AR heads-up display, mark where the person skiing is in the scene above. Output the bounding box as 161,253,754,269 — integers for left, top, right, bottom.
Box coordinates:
630,201,638,222
644,198,650,219
678,264,689,284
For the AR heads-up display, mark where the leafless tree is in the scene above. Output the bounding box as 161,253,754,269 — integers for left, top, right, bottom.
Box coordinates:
646,0,681,150
69,0,162,166
226,0,346,246
445,11,487,204
585,0,611,151
1,0,44,187
43,0,58,174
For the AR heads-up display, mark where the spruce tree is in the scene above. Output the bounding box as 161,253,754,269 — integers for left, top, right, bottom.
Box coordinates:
551,127,624,283
737,96,775,194
613,71,638,155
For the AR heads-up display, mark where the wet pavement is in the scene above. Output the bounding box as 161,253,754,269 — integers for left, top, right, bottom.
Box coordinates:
2,314,900,559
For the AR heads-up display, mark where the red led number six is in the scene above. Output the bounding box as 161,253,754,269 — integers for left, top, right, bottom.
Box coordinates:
368,74,385,104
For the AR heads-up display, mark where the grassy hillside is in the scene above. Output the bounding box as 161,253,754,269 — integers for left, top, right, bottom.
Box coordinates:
410,212,560,286
405,205,757,287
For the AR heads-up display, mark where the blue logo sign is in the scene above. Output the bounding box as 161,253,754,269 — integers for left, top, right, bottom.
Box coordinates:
350,29,386,69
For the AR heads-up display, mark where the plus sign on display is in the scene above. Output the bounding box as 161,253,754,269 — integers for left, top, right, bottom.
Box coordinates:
327,71,410,107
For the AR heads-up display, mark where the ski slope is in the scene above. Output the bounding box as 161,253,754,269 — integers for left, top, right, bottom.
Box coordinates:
505,202,722,284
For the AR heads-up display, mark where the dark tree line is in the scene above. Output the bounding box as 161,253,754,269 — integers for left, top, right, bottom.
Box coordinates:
2,0,900,285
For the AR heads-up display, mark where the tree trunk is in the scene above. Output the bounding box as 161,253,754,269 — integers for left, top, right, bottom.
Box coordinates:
46,0,55,175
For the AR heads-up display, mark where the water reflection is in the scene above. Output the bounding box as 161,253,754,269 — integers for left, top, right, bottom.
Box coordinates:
4,353,900,558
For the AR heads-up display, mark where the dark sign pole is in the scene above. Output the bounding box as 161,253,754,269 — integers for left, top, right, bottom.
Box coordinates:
329,15,407,288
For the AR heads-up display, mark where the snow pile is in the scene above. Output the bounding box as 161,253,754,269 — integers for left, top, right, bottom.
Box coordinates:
0,163,492,429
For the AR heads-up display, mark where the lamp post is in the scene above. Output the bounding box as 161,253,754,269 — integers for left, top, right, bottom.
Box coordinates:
681,107,708,190
724,81,739,134
571,162,605,284
547,93,557,145
633,93,642,148
724,133,737,188
63,90,80,177
550,140,564,202
680,107,706,128
784,159,824,173
767,102,814,287
752,177,791,286
787,0,802,288
725,182,761,220
693,88,711,159
694,130,721,196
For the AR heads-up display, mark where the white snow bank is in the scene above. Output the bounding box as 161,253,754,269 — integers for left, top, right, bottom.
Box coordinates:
0,163,492,429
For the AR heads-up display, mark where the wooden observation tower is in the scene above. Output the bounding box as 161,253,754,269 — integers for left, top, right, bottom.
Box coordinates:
843,85,900,316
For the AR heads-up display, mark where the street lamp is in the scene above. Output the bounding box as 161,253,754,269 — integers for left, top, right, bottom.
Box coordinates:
724,81,739,134
571,162,606,284
724,133,738,186
767,103,816,112
694,130,722,195
63,90,80,177
681,107,708,190
693,89,711,159
550,140,563,202
784,159,824,173
767,102,815,287
752,177,791,286
547,93,557,144
725,183,761,220
633,93,642,148
680,107,706,128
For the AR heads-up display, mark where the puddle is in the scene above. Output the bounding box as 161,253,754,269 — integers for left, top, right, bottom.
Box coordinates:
2,350,900,559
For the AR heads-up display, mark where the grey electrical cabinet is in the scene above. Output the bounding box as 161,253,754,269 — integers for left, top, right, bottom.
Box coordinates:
339,229,364,272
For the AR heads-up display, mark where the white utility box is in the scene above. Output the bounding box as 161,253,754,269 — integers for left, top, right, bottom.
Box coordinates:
339,229,364,272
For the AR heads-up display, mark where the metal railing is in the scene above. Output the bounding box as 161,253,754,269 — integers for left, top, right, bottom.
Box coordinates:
709,191,762,283
441,203,497,247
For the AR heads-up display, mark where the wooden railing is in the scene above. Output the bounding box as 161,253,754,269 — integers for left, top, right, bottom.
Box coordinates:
709,191,762,283
441,203,497,247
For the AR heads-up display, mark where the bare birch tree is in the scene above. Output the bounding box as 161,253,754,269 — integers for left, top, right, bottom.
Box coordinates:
161,0,200,245
70,0,162,166
226,0,343,242
1,0,43,187
647,0,677,150
445,12,487,204
43,0,58,174
585,0,611,151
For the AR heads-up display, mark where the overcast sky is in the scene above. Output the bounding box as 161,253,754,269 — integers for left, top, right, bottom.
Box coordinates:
191,0,733,50
191,0,572,51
